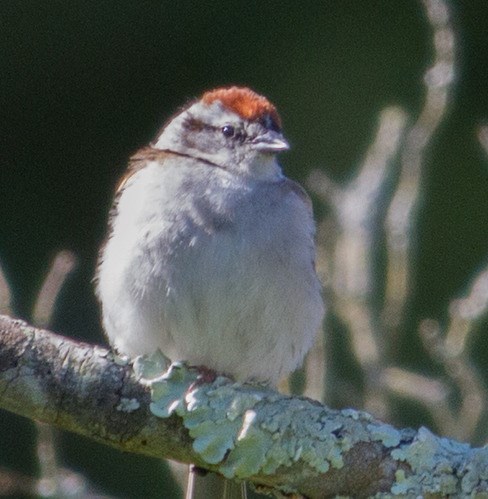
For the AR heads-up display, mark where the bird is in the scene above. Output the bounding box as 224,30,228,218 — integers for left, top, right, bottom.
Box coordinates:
96,86,324,498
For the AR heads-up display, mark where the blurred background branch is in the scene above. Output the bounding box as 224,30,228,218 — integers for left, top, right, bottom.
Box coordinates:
1,254,114,498
383,0,455,334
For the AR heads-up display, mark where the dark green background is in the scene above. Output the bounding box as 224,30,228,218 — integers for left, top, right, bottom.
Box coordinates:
1,1,487,497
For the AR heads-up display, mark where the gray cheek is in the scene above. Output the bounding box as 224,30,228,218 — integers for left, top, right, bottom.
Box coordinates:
181,129,223,155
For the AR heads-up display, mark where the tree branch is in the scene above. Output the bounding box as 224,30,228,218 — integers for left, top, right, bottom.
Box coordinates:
1,314,487,498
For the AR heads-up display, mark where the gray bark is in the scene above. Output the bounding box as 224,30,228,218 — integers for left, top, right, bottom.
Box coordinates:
1,315,487,498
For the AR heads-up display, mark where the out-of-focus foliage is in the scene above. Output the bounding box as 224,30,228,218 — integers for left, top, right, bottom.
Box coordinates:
0,1,487,497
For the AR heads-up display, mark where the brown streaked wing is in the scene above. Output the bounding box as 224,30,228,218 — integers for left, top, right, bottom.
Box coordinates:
94,147,172,288
115,147,172,194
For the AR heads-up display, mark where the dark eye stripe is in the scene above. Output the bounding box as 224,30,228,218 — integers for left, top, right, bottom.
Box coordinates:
183,116,247,141
183,117,211,132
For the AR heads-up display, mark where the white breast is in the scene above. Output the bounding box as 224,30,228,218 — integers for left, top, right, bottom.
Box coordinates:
97,157,324,385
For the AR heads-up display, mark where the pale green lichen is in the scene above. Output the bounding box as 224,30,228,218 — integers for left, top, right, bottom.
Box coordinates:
133,349,170,380
390,469,409,495
136,358,488,493
367,422,401,447
461,447,488,494
183,381,265,465
341,408,373,422
139,358,374,480
220,410,272,477
148,362,197,418
116,397,140,413
390,426,477,495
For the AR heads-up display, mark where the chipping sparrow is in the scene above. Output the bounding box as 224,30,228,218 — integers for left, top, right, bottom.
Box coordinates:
96,86,324,387
96,86,324,498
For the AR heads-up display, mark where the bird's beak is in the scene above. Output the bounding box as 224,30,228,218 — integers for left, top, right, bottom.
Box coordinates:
251,130,290,153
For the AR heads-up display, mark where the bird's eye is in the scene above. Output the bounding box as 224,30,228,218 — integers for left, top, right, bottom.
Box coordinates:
221,125,235,138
